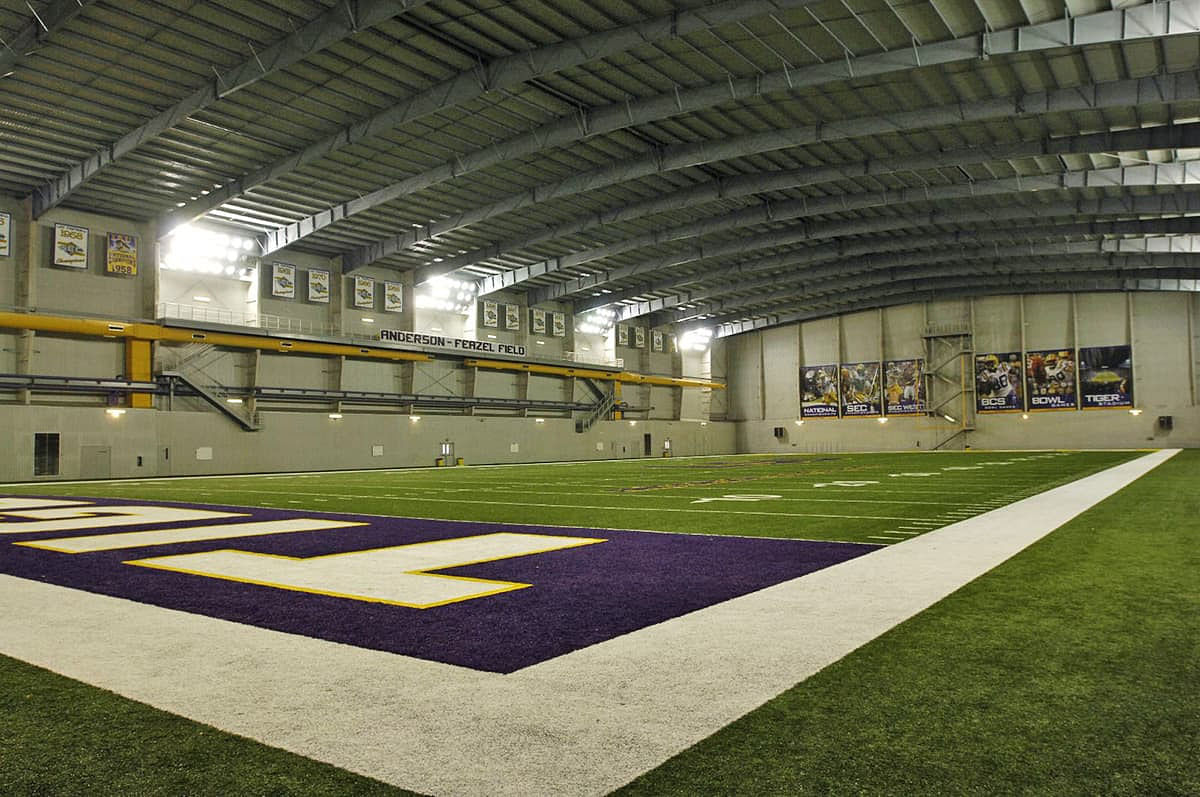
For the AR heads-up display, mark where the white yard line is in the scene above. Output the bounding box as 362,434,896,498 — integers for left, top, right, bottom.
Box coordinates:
0,449,1179,796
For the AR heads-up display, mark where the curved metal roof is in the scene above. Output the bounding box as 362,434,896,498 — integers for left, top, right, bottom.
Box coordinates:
3,0,1200,335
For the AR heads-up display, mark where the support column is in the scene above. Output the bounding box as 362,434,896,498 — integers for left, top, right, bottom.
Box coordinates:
15,197,35,405
125,339,153,408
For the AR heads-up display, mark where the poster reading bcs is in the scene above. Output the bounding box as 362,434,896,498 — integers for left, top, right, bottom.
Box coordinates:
801,365,839,418
840,361,882,417
1026,349,1077,410
975,352,1024,412
1079,345,1133,408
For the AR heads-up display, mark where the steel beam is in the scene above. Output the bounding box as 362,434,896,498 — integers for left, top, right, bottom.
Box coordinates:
31,0,428,217
267,0,1200,258
161,0,835,237
0,0,98,77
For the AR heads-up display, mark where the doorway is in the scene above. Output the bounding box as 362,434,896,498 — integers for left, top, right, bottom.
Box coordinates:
80,445,112,479
643,433,652,457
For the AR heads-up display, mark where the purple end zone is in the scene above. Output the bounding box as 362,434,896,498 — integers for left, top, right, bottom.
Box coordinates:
0,495,880,673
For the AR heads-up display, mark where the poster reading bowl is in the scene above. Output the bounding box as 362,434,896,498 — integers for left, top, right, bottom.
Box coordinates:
1079,345,1133,408
105,233,137,276
1025,348,1077,410
840,361,882,417
975,352,1024,412
883,358,924,414
801,364,839,418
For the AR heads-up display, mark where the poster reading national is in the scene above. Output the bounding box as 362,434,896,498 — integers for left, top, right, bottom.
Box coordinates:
801,365,839,418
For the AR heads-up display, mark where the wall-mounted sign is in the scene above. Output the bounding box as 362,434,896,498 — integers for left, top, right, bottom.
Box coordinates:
0,212,11,257
380,328,526,357
505,303,520,330
1079,345,1132,409
482,300,499,328
308,268,330,303
651,330,664,352
975,352,1024,413
633,326,645,348
384,281,404,312
617,325,628,347
105,233,137,276
1026,349,1076,411
801,364,840,418
353,276,374,309
552,311,566,337
271,263,296,298
532,308,547,334
840,361,882,417
53,223,88,269
883,359,924,415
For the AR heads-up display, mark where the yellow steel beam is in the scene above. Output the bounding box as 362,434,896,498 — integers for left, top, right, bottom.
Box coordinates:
463,357,724,389
0,311,433,363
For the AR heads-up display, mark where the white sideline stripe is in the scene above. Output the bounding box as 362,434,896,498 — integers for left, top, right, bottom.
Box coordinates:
0,449,1179,797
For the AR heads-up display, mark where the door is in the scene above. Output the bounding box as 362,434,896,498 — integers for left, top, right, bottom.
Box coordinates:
79,445,111,479
643,433,652,457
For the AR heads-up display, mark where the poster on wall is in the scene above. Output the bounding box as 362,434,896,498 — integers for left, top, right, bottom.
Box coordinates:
975,352,1024,413
505,303,520,330
801,365,840,418
384,281,404,312
1025,348,1077,410
552,311,566,337
1079,345,1133,409
634,326,646,348
482,300,499,327
105,233,137,276
0,212,12,257
532,308,547,334
353,276,375,309
307,269,330,303
840,361,882,417
651,330,664,352
617,325,629,346
271,263,296,298
53,223,88,268
884,358,924,415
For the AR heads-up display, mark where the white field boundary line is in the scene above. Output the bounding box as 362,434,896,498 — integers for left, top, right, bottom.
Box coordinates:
0,449,1179,796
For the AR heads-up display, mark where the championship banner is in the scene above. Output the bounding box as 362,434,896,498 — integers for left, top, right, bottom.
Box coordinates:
634,327,646,348
271,263,295,298
801,364,840,418
0,212,9,257
884,358,924,415
53,223,88,268
617,325,628,346
380,328,526,357
482,300,499,328
384,281,403,312
840,361,882,417
552,312,566,337
652,330,663,352
1026,348,1077,410
308,269,330,303
353,276,374,309
105,233,137,276
532,308,546,334
1079,345,1133,409
974,352,1024,413
505,303,520,330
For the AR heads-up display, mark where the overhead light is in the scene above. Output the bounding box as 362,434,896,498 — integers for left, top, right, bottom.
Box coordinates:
487,334,497,339
362,317,375,323
794,419,803,426
226,398,243,405
878,417,888,424
328,413,343,420
534,418,545,423
629,420,637,426
1129,408,1143,416
193,295,211,303
105,408,125,418
536,340,545,345
943,414,957,423
699,421,708,427
410,415,420,422
1021,413,1030,420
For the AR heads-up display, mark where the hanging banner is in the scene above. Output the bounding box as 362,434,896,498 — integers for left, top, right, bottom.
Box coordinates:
840,361,882,417
0,212,9,257
552,311,566,337
532,308,547,334
384,281,403,312
652,330,664,352
617,325,629,346
380,328,526,357
353,276,374,309
105,233,137,276
271,263,296,298
801,365,840,418
53,223,88,268
884,358,924,415
975,352,1025,413
307,269,330,303
1026,348,1077,410
1079,345,1133,409
634,327,646,348
505,303,520,330
482,300,499,327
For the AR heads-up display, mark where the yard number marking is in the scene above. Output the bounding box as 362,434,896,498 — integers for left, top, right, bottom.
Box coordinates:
691,494,782,504
812,481,881,488
127,533,606,608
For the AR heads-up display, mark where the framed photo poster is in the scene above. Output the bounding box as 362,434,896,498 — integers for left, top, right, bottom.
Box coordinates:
53,223,88,268
307,269,330,303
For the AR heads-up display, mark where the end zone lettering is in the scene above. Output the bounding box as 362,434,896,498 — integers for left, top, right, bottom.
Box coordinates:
380,328,526,358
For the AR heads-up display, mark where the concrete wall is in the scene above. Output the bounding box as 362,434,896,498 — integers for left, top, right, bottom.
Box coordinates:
729,292,1200,451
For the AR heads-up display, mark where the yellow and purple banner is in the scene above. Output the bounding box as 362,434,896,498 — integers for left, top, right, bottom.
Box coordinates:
840,361,882,417
975,352,1024,413
1079,345,1133,409
105,233,137,276
801,364,839,417
884,359,924,415
1026,348,1077,410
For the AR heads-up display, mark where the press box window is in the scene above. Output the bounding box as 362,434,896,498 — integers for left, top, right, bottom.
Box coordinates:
34,433,60,476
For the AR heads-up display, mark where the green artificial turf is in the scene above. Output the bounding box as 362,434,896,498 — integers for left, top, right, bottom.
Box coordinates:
0,450,1137,544
617,449,1200,795
0,655,417,797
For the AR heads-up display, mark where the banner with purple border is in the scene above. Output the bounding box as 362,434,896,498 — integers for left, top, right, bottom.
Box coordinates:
884,358,924,415
975,352,1025,413
1026,348,1077,411
840,361,882,417
801,364,840,418
1079,345,1133,409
